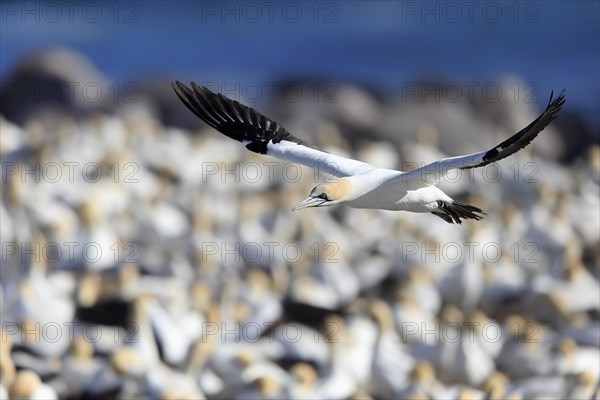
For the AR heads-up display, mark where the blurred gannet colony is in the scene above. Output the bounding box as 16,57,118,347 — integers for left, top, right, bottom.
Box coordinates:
1,51,599,400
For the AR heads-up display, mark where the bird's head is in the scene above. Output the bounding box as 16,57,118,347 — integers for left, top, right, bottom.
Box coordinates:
292,178,354,211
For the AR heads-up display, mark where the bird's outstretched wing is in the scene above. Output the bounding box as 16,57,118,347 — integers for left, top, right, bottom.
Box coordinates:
398,89,566,185
172,81,374,178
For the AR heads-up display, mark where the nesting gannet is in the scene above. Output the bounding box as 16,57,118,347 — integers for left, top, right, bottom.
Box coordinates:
172,82,565,223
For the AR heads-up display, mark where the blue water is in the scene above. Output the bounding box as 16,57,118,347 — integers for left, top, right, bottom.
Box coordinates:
1,1,598,124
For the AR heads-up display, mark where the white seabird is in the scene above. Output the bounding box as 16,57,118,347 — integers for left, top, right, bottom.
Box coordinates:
172,82,565,223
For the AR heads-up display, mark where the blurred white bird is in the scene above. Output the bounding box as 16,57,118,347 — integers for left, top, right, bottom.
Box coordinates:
434,306,496,386
367,299,414,398
555,337,600,378
496,315,556,379
287,363,319,399
5,247,74,357
8,370,58,400
147,297,203,366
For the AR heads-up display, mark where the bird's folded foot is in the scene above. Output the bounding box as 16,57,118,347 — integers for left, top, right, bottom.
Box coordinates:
430,201,486,224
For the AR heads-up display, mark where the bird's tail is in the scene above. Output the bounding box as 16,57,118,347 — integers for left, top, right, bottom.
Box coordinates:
431,201,486,224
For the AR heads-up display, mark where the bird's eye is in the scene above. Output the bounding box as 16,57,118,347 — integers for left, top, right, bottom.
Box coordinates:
318,193,328,200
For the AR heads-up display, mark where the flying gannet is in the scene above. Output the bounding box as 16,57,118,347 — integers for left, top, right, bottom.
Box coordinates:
172,81,565,224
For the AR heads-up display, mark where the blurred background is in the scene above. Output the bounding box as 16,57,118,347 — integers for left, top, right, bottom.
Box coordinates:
1,1,599,399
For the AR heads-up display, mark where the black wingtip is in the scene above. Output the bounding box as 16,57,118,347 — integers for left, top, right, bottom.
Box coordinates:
171,80,213,123
543,89,566,124
548,88,566,109
464,89,566,169
171,80,189,99
170,80,302,154
171,81,186,102
170,80,180,94
171,80,187,94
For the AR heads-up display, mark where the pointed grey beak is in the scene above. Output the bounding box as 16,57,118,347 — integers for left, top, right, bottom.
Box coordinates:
292,196,326,211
